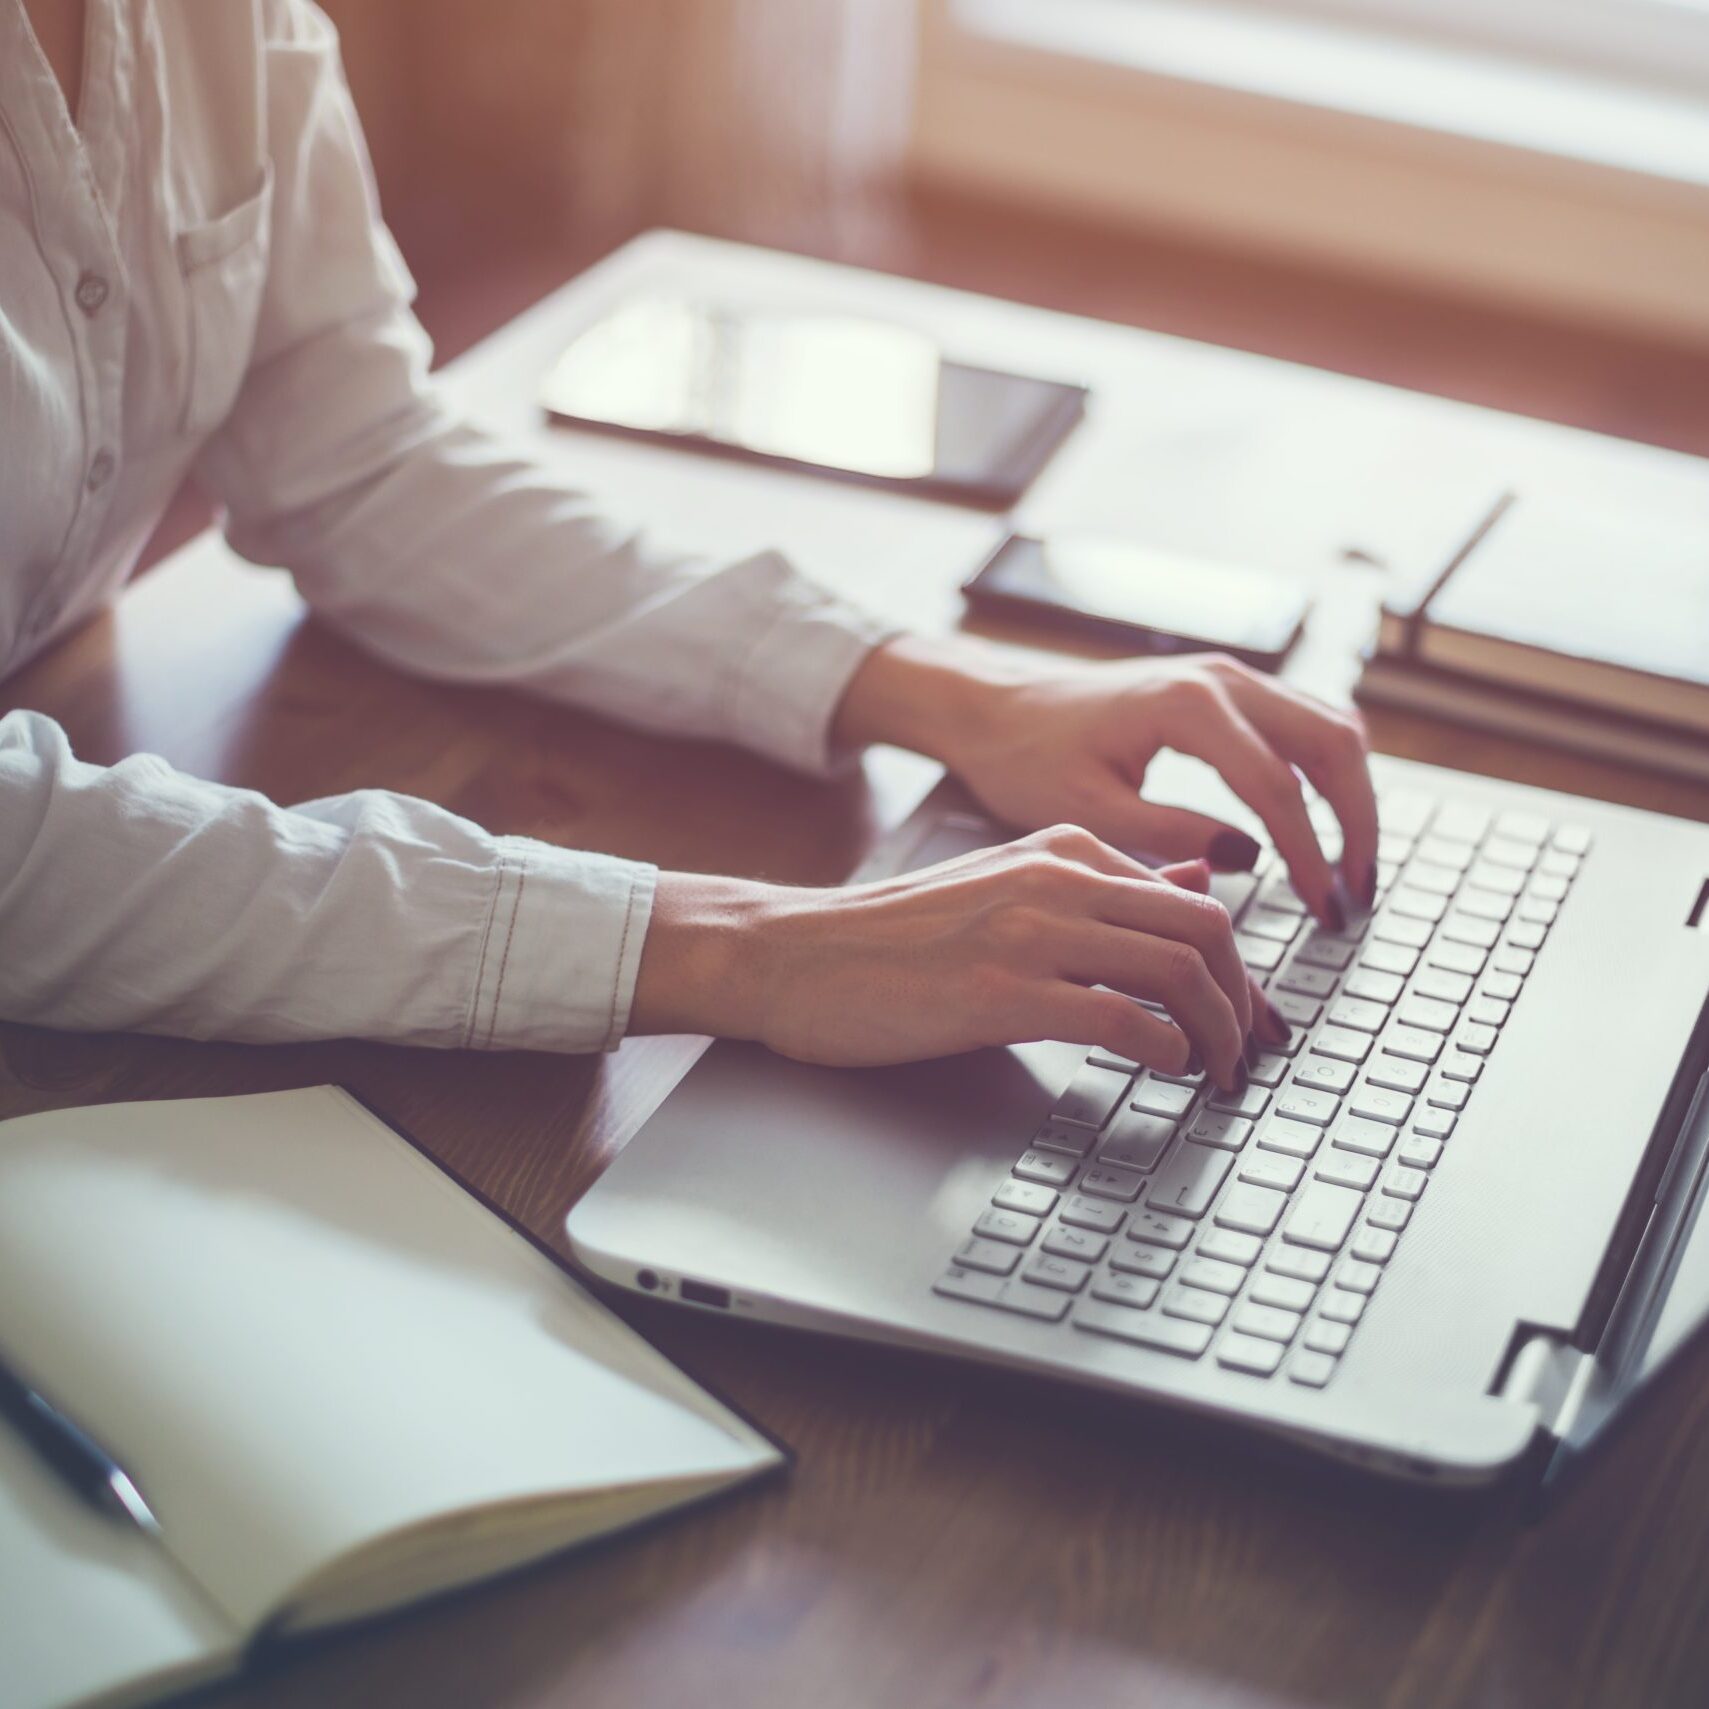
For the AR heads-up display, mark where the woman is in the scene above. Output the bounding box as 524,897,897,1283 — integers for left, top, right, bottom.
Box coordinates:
0,0,1376,1089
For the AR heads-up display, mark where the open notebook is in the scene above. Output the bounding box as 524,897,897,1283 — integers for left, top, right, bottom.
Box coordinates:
0,1088,784,1709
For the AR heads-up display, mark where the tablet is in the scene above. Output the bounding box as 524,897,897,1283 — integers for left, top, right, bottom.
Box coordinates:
540,297,1086,508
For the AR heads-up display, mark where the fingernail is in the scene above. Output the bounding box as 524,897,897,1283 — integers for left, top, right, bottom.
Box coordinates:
1207,830,1261,873
1226,1059,1249,1096
1264,1000,1292,1042
1184,1048,1204,1078
1360,861,1378,909
1321,889,1347,934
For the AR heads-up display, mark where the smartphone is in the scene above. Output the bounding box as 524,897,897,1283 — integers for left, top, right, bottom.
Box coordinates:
962,534,1310,670
540,298,1086,508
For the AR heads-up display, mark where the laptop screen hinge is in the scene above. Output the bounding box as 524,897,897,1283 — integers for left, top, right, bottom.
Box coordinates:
1498,1332,1595,1441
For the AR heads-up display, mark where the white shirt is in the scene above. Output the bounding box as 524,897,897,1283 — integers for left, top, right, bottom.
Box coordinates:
0,0,892,1051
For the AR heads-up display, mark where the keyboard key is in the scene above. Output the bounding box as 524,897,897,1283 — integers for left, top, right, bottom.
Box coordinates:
1276,1087,1341,1127
1296,935,1356,971
1382,1025,1442,1065
1181,1256,1247,1296
1053,1062,1132,1129
1412,967,1473,1006
1091,1273,1161,1309
935,1267,1006,1306
1025,1254,1093,1293
1216,1182,1288,1237
1312,1026,1372,1065
1164,1286,1229,1326
1033,1121,1097,1159
1403,862,1460,897
1349,1087,1413,1126
1100,1108,1179,1172
1129,1080,1197,1121
1377,830,1417,864
1316,1152,1379,1191
1283,1181,1363,1251
1457,1022,1499,1055
1529,871,1571,901
1434,804,1490,843
1426,1077,1471,1110
1208,1084,1271,1120
1249,1273,1317,1313
1361,939,1419,976
1320,1290,1367,1326
1384,1166,1428,1202
1389,886,1448,923
1342,968,1404,1006
1507,919,1550,951
1365,1056,1428,1094
1481,835,1537,871
1337,1258,1382,1295
1397,996,1458,1034
1416,834,1474,870
975,1208,1041,1245
1233,1302,1302,1344
1277,963,1338,999
1304,1318,1353,1355
1351,1227,1398,1265
1496,809,1549,844
1243,908,1302,944
995,1179,1059,1217
1539,848,1580,877
1060,1195,1126,1234
1399,1135,1443,1170
1074,1302,1213,1356
1467,860,1526,896
1239,1151,1304,1193
1457,889,1513,923
1088,1049,1142,1073
1145,1143,1234,1219
956,1237,1021,1275
1043,1226,1109,1263
1127,1208,1195,1249
1185,1110,1253,1151
1110,1242,1176,1279
1268,1246,1333,1283
1442,913,1502,949
1247,1051,1290,1087
1492,944,1536,977
1260,875,1310,915
1517,896,1559,927
1294,1057,1356,1096
1271,990,1323,1029
1198,1228,1263,1266
1413,1108,1457,1140
1219,1333,1285,1376
1080,1165,1146,1202
1374,913,1432,949
1003,1280,1078,1320
1428,939,1487,977
1258,1115,1323,1159
1236,934,1288,973
1381,789,1435,836
1368,1197,1413,1232
1014,1149,1078,1187
1553,823,1592,854
1290,1350,1337,1388
1440,1052,1484,1083
1334,1116,1397,1158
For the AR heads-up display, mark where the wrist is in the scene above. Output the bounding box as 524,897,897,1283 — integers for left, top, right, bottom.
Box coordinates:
830,632,1033,769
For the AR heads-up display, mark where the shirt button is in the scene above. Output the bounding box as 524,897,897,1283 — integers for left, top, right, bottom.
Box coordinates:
87,450,116,491
75,271,109,315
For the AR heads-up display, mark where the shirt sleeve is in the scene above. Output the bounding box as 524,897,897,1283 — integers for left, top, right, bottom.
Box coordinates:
193,0,897,778
0,711,655,1052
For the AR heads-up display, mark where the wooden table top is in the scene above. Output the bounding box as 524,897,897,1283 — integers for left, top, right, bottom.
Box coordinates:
5,233,1708,1709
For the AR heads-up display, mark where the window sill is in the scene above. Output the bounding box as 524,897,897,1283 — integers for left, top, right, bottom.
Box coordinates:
911,0,1709,344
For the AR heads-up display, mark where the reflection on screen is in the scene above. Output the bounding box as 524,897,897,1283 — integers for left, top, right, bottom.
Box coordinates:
1040,538,1297,633
543,299,942,479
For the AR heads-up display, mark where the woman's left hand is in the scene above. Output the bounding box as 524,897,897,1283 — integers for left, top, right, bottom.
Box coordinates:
834,635,1378,930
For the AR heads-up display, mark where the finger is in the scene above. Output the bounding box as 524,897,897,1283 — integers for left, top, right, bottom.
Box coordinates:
1223,676,1380,910
1045,981,1195,1077
1162,685,1339,926
1072,779,1263,874
1054,917,1246,1088
1158,857,1211,893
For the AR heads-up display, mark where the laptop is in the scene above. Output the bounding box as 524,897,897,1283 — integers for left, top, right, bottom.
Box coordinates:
566,751,1709,1487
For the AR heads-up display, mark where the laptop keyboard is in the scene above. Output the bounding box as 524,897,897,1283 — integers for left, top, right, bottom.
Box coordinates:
932,788,1591,1389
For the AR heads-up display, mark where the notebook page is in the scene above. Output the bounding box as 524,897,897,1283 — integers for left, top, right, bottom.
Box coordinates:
0,1088,779,1632
0,1428,234,1709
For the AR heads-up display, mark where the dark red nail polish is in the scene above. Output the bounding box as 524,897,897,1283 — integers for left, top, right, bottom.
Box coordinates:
1208,830,1261,872
1322,890,1347,934
1227,1059,1249,1096
1184,1048,1204,1077
1265,1000,1292,1041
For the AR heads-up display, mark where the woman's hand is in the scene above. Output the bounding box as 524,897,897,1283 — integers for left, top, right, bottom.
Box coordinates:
834,635,1378,930
631,827,1291,1086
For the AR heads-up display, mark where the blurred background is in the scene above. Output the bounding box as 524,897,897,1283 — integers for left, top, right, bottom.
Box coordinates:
153,0,1709,557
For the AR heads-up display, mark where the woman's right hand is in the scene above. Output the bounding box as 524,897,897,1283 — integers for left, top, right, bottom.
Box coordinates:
630,824,1290,1088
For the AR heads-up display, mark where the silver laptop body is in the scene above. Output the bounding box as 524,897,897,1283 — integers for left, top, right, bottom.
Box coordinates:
566,752,1709,1487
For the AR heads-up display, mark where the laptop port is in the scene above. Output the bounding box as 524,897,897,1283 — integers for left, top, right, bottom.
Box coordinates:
680,1279,731,1309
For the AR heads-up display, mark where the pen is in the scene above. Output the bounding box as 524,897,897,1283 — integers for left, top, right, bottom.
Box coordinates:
0,1353,159,1535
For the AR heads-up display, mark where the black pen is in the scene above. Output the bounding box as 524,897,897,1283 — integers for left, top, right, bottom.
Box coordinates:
0,1354,159,1534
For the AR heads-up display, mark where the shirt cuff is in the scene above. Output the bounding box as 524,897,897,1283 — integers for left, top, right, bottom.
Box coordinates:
466,838,658,1053
725,579,901,777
